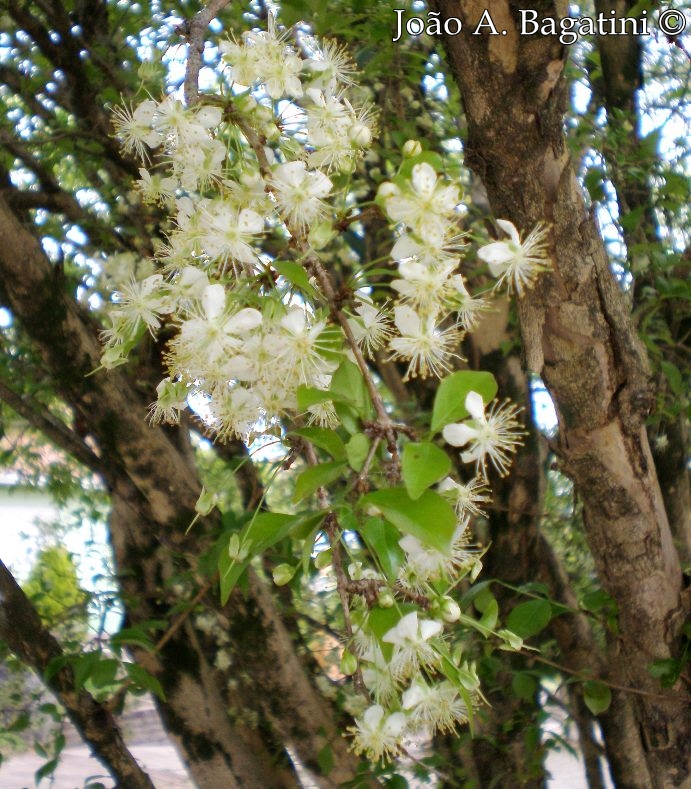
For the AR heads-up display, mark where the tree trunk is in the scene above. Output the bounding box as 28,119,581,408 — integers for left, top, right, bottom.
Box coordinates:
0,197,363,787
432,3,691,786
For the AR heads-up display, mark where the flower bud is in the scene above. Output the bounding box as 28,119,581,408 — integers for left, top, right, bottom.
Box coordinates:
349,122,372,148
440,596,461,623
228,533,250,562
272,564,295,586
402,139,422,158
340,649,359,676
376,182,397,202
195,486,218,516
376,588,395,608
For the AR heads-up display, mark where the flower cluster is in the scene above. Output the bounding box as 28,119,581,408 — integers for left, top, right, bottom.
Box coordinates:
349,607,481,761
104,22,378,440
103,13,549,772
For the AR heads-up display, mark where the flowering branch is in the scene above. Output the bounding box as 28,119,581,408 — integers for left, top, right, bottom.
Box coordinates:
102,10,553,767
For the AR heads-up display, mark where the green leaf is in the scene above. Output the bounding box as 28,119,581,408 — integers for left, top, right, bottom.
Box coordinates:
580,588,617,615
648,658,681,687
479,598,499,631
35,758,59,783
291,427,346,461
330,359,371,417
506,599,552,639
345,433,370,471
297,385,333,411
273,260,316,296
401,442,451,500
110,627,156,653
430,371,498,434
583,680,611,715
294,462,347,503
512,672,538,701
359,517,405,578
660,360,683,396
219,511,325,603
73,652,101,690
88,658,119,688
359,488,457,552
125,663,166,701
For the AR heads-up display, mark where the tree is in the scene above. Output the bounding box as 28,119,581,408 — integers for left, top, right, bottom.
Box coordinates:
0,2,688,788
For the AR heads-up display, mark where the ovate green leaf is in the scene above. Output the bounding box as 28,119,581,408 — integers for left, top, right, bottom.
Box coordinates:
401,442,451,500
359,488,457,552
583,680,611,715
506,599,552,639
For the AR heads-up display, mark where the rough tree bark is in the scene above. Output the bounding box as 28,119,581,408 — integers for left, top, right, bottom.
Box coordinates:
0,197,362,787
431,2,691,787
592,0,691,563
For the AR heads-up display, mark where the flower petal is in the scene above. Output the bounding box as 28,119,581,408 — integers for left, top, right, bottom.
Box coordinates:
496,219,520,243
442,423,478,447
464,391,486,422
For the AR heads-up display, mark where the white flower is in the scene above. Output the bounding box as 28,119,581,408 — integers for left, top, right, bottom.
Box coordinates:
199,201,264,273
391,259,456,312
388,306,461,381
347,300,393,357
437,475,491,519
136,167,177,206
305,38,357,90
110,274,165,338
383,611,442,680
349,705,406,762
276,308,338,385
271,161,332,230
402,679,472,734
478,220,551,296
360,646,398,704
398,522,483,588
148,377,188,425
111,100,160,159
381,163,459,242
442,391,524,477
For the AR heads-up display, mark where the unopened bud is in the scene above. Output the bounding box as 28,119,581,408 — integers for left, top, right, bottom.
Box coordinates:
228,533,250,562
376,182,397,201
195,486,217,516
377,589,395,608
402,139,422,158
349,122,372,148
340,649,358,676
440,596,461,623
272,564,295,586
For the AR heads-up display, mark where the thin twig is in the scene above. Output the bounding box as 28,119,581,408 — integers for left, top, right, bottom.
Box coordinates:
525,652,691,704
183,0,232,106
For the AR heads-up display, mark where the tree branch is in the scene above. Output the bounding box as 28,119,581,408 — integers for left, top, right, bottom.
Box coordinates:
0,378,106,477
183,0,232,106
0,558,156,789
